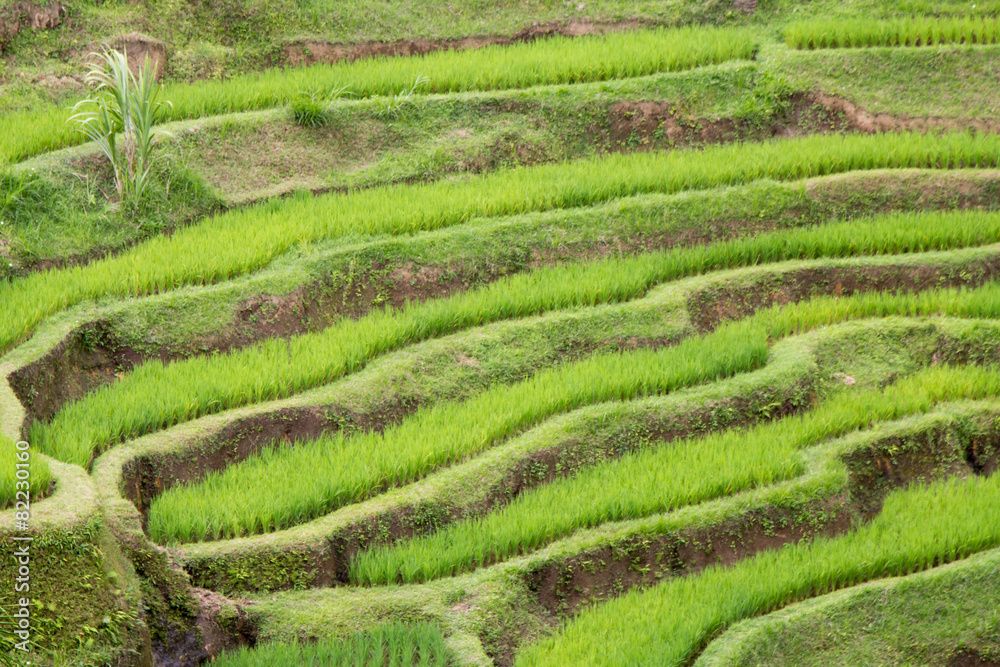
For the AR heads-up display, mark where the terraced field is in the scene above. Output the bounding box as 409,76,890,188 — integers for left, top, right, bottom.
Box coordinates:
4,2,1000,666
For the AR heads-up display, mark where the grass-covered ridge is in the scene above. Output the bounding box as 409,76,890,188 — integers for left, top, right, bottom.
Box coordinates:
144,275,1000,544
697,547,1000,666
8,6,1000,663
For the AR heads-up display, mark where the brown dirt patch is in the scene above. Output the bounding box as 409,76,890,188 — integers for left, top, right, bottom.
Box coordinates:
811,93,1000,135
283,20,643,67
105,32,168,81
951,649,1000,667
526,421,987,619
12,214,780,433
0,2,64,51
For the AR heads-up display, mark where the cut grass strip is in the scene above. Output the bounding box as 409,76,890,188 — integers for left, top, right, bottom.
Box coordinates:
0,26,757,163
350,365,1000,585
785,17,1000,50
515,472,1000,666
4,132,1000,356
146,323,764,543
212,620,450,667
34,207,1000,467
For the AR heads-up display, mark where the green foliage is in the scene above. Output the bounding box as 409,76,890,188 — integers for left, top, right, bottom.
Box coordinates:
785,16,1000,49
1,26,758,162
213,621,451,666
147,324,764,542
4,131,1000,360
350,366,1000,585
69,49,173,207
516,472,1000,666
32,204,1000,469
0,437,52,508
375,74,429,120
289,85,351,127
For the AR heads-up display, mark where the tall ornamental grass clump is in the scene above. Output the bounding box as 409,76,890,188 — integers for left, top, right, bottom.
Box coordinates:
2,131,999,357
785,16,1000,49
70,49,172,207
0,26,757,163
33,207,1000,468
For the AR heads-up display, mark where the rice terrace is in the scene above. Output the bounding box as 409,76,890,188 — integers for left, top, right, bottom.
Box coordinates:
5,0,1000,664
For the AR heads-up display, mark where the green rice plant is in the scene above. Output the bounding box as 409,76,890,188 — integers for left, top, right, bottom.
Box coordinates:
146,323,765,543
515,473,1000,666
0,26,758,163
143,275,1000,543
350,365,1000,584
785,17,1000,49
33,206,1000,469
212,621,450,666
0,438,52,509
3,131,998,358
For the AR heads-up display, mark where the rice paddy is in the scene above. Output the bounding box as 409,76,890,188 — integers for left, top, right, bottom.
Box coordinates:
4,7,1000,666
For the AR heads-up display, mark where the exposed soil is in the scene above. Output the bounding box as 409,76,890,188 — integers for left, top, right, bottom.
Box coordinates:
523,424,997,618
104,32,169,81
122,399,415,519
811,93,1000,135
181,385,809,592
951,649,1000,667
282,19,645,67
178,352,1000,663
605,93,847,152
0,1,64,51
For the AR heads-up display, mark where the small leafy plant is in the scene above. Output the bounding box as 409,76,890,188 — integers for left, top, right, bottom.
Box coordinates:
289,84,351,127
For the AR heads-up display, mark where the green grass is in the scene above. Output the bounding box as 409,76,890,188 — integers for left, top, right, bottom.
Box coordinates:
146,276,1000,544
350,365,1000,585
785,17,1000,49
211,621,451,666
0,26,758,164
146,323,763,542
516,471,1000,666
5,132,998,358
773,44,1000,117
0,437,52,508
35,206,1000,468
